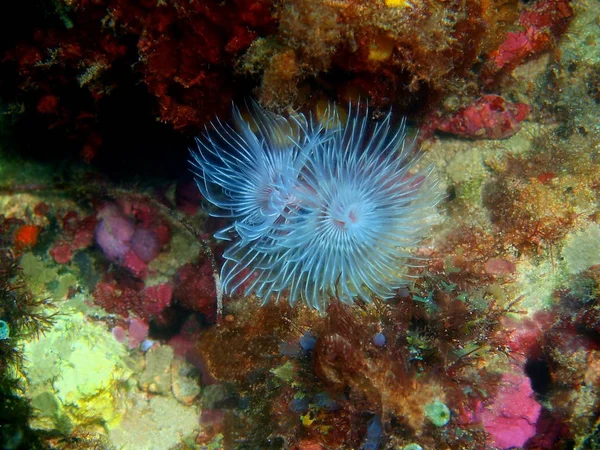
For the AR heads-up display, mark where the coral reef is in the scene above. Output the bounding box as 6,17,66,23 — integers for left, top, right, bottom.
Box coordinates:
483,135,600,254
0,0,599,448
189,275,531,448
0,0,275,164
0,0,573,165
0,160,213,448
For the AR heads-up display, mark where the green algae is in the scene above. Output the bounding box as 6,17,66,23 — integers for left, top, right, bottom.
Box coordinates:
424,400,451,427
271,360,297,384
403,444,423,450
19,253,59,297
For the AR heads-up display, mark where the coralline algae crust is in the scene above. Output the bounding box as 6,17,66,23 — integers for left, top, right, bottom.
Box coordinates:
562,223,600,275
23,311,133,433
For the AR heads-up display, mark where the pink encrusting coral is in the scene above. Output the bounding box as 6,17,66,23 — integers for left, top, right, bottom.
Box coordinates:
93,280,173,321
111,318,150,349
48,212,97,264
433,95,531,139
480,371,542,449
173,260,217,322
485,0,573,77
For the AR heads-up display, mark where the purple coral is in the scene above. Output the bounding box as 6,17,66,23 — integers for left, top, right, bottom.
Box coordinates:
95,205,163,278
131,228,161,263
95,215,135,262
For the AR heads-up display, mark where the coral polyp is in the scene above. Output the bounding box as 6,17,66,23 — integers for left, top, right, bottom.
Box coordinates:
191,103,440,310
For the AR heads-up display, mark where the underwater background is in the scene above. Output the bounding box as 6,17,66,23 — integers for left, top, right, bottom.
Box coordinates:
0,0,599,449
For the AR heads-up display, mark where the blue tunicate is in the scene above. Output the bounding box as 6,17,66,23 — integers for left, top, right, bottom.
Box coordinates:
140,339,156,352
279,341,303,357
289,397,310,413
0,424,23,449
0,320,9,340
300,332,317,351
238,396,251,410
314,392,341,411
372,332,386,347
361,415,383,450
